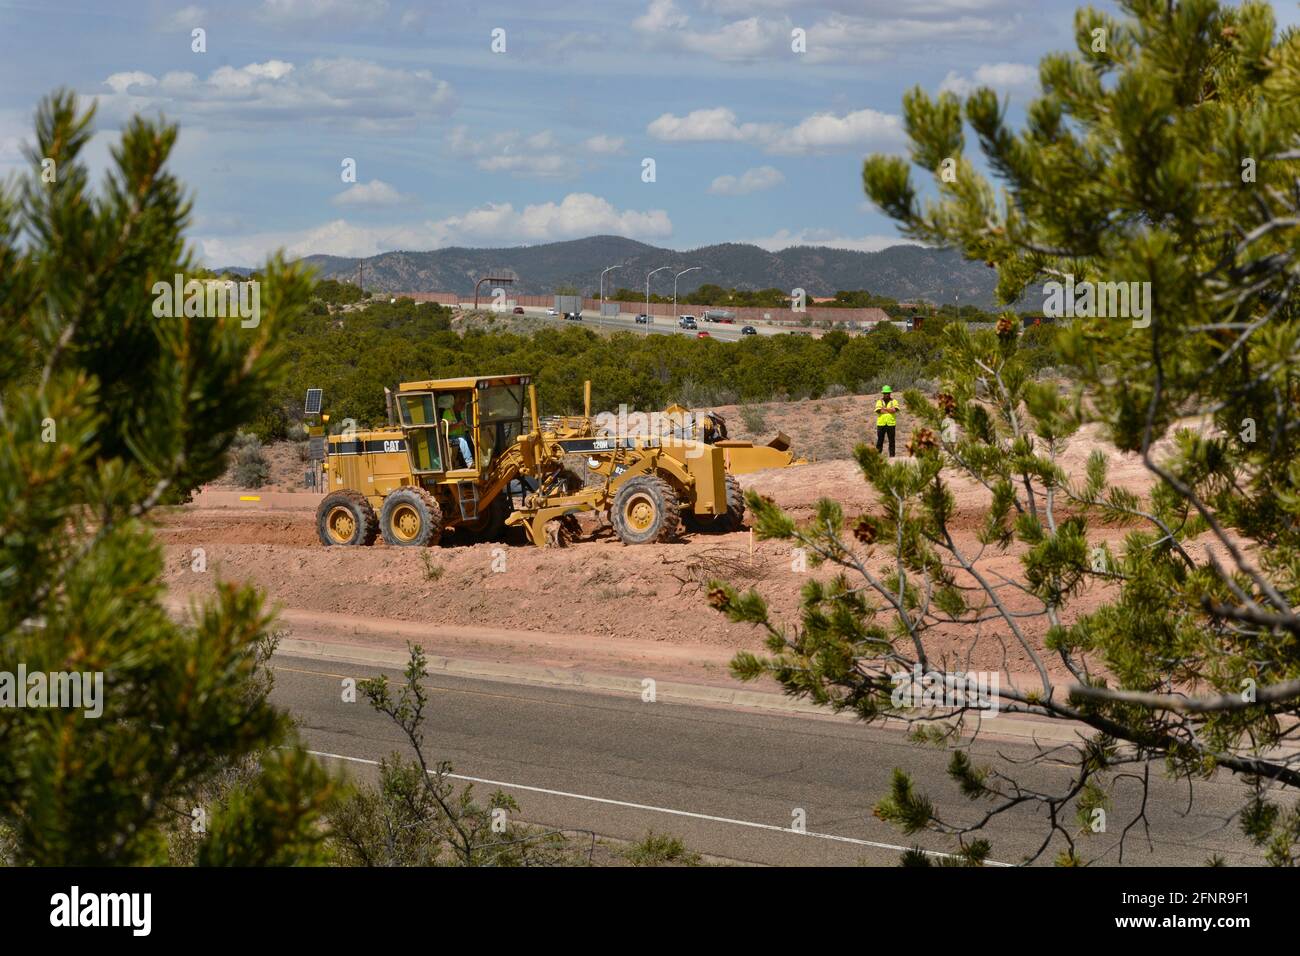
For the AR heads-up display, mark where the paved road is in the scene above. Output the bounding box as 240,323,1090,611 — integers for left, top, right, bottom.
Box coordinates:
271,652,1261,866
471,304,799,341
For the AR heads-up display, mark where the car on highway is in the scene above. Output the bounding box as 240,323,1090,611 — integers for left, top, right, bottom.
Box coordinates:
564,311,582,321
741,325,757,335
513,306,525,315
546,307,558,316
696,330,710,338
635,314,651,324
678,315,697,329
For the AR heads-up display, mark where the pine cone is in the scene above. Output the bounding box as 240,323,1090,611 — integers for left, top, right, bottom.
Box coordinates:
707,587,731,610
936,392,958,416
852,515,878,544
996,316,1016,338
908,428,939,455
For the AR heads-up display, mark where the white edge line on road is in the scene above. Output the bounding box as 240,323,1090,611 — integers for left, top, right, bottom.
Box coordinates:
305,748,1013,867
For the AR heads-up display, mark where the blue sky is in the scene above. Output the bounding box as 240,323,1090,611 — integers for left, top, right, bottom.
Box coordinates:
2,0,1296,267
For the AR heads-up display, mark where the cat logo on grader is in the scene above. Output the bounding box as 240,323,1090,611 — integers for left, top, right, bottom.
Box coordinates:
310,376,744,548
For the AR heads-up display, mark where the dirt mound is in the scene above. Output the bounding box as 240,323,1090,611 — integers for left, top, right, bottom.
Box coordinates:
160,401,1189,687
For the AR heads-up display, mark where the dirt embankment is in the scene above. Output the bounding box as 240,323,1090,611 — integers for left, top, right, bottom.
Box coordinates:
174,396,1197,688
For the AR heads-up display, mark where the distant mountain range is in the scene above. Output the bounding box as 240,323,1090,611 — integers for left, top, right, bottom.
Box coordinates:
227,236,1002,308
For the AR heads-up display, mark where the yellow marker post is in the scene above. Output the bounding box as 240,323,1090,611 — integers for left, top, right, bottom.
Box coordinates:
239,495,261,502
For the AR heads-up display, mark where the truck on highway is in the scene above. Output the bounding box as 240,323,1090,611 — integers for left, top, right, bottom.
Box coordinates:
554,294,582,321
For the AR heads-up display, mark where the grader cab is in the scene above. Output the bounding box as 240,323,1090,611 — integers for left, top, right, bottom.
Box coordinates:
313,375,743,548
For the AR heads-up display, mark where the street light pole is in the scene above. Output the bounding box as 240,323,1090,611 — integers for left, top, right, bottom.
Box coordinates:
673,266,700,320
600,265,618,317
646,266,671,331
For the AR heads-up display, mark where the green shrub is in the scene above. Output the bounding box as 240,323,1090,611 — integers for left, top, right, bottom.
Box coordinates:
739,405,768,433
231,434,271,488
622,831,700,866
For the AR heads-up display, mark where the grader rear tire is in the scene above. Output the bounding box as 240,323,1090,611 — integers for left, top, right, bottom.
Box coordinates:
317,491,378,547
611,475,682,545
682,474,746,533
461,495,510,544
379,487,444,547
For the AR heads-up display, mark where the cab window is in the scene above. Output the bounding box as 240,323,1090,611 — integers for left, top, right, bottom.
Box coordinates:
398,393,436,426
408,429,442,472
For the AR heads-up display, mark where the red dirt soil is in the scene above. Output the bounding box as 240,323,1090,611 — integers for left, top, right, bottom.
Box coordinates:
158,414,1186,689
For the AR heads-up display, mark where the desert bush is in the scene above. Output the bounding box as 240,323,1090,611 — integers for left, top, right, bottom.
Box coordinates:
622,831,701,867
231,433,271,488
739,405,768,433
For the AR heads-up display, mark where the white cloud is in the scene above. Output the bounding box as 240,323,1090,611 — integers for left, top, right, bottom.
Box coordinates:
479,153,570,177
679,16,785,60
449,127,572,178
633,1,1017,64
748,228,919,253
548,30,605,57
635,0,689,32
648,106,901,154
709,165,784,195
450,128,623,178
332,180,406,207
92,58,454,131
647,107,771,143
104,71,158,95
940,62,1037,97
803,13,1009,63
584,134,626,154
776,109,901,154
164,6,207,30
195,194,672,265
259,0,388,23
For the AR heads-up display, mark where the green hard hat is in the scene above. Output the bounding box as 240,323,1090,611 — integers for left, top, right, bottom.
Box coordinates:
882,385,892,393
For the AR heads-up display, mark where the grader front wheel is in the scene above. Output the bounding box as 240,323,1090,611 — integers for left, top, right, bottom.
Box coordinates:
610,475,682,545
379,487,444,547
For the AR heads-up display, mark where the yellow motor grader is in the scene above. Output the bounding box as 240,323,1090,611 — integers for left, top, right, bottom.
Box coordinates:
312,375,743,548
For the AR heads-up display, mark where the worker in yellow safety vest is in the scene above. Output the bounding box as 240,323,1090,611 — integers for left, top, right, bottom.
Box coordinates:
874,386,899,457
442,392,474,468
